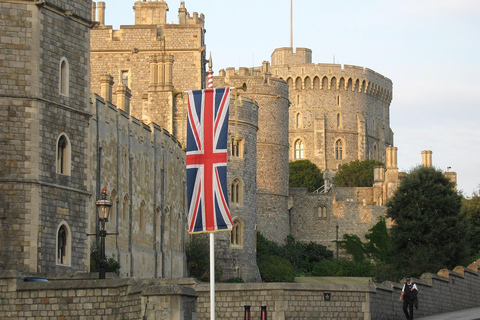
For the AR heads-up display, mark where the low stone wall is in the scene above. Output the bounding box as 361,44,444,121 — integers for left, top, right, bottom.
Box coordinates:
370,261,480,320
3,260,480,319
193,282,374,320
0,271,197,320
192,260,480,320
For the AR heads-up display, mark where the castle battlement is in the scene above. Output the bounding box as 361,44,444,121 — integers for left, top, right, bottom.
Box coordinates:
178,2,205,26
92,1,204,28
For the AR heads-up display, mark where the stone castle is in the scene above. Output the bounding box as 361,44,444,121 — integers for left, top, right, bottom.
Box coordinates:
4,0,454,283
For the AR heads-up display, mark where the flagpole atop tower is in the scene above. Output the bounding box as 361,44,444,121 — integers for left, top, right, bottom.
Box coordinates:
290,0,293,48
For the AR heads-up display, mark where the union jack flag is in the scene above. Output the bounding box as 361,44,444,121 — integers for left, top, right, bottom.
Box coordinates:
186,87,233,233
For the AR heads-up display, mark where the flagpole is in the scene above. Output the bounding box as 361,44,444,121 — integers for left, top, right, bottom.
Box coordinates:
210,233,215,320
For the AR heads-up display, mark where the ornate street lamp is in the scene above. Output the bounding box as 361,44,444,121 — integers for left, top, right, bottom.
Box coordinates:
95,187,112,279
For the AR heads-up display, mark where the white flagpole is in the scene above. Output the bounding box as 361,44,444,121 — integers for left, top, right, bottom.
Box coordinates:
210,232,215,320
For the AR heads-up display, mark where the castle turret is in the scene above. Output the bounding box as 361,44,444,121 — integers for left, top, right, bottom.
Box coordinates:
215,65,291,244
270,47,393,173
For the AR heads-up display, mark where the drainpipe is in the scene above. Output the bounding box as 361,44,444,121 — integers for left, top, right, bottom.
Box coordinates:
95,98,102,246
160,151,166,278
128,122,134,277
116,112,121,265
153,129,159,278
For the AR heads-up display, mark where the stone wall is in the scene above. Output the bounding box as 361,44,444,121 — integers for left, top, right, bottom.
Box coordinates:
3,261,480,319
192,261,480,320
89,93,187,279
0,271,197,320
289,187,388,252
0,0,92,274
194,282,372,320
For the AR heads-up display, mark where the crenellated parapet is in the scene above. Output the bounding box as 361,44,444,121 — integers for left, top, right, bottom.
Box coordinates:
271,47,392,103
178,1,205,27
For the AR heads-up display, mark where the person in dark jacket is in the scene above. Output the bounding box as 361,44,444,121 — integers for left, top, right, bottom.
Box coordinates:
399,277,418,320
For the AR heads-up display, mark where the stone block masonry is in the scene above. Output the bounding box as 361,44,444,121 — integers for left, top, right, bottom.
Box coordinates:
0,271,197,320
2,260,480,319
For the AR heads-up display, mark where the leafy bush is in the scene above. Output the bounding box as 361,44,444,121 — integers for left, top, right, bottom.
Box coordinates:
333,159,384,187
312,259,373,277
312,259,342,276
258,255,295,282
90,244,121,275
257,232,333,277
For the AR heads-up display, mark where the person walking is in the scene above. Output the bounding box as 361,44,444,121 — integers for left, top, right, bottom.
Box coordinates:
399,277,418,320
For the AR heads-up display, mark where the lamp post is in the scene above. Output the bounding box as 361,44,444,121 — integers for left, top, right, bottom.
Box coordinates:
95,187,112,279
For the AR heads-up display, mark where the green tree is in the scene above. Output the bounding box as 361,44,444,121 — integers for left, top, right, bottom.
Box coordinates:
339,234,366,262
364,216,390,263
333,159,384,187
462,189,480,257
186,235,223,282
387,166,469,277
289,160,324,192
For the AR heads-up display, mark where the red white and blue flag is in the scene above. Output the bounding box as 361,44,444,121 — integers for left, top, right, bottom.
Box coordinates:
186,87,233,234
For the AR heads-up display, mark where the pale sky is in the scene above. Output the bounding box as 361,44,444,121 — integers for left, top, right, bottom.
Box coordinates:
100,0,480,196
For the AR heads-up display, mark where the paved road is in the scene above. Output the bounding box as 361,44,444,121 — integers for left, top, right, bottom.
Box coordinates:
416,307,480,320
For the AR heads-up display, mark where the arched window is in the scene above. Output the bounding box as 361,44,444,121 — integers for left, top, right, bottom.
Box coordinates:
337,95,341,106
56,134,71,175
59,58,69,96
123,194,130,225
140,201,146,232
231,138,244,158
373,144,378,161
56,222,71,266
110,189,117,226
294,139,304,159
335,139,343,160
318,207,327,219
120,70,129,87
230,178,244,205
230,218,243,247
296,113,302,128
331,77,337,90
336,113,341,128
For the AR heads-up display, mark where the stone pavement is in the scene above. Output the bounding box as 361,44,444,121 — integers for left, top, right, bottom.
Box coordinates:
416,307,480,320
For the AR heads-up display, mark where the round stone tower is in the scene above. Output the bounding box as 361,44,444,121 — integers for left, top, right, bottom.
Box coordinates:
215,63,291,244
192,93,260,282
270,47,393,173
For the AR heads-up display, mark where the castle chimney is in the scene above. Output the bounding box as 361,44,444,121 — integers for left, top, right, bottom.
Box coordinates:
100,73,113,102
116,84,131,114
421,150,433,167
91,1,96,22
386,146,398,169
178,2,187,24
262,61,270,74
97,1,106,26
